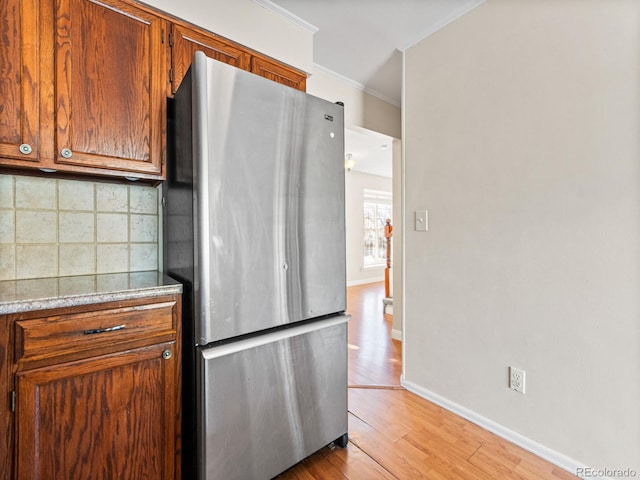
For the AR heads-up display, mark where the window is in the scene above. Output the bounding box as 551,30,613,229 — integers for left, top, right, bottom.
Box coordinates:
363,189,392,268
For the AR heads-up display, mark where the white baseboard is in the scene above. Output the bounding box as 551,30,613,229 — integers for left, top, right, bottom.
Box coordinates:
400,379,607,480
391,329,402,341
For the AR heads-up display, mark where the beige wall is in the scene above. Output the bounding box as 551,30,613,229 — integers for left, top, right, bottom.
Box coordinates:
404,0,640,472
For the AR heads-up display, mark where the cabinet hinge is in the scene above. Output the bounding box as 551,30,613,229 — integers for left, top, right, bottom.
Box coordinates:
161,28,165,44
168,32,173,48
169,68,173,83
10,391,15,412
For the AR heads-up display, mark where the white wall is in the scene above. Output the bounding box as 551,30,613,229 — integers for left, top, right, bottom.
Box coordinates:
345,170,392,286
404,0,640,472
307,68,401,140
391,138,403,336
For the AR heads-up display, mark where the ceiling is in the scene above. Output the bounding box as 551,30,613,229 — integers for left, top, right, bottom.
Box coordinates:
260,0,484,179
262,0,485,107
345,127,394,178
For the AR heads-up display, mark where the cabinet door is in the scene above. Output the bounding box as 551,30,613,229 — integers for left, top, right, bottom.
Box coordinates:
15,342,177,480
251,56,307,92
52,0,167,178
0,316,11,480
170,24,251,93
0,0,39,165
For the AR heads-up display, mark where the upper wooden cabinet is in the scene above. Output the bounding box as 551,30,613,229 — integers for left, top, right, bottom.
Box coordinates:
44,0,168,179
0,0,39,165
170,24,251,93
0,0,168,181
251,56,307,92
0,0,306,181
169,23,306,94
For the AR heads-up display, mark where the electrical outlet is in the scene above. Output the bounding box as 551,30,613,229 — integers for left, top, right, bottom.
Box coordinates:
509,367,526,394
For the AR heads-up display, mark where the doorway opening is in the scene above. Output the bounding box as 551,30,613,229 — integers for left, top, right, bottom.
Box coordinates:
344,126,402,387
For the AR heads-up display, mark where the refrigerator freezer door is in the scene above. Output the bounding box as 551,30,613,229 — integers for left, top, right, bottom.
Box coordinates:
190,53,346,344
197,315,349,480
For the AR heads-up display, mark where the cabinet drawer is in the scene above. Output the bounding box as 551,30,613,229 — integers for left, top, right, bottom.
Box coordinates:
15,301,176,364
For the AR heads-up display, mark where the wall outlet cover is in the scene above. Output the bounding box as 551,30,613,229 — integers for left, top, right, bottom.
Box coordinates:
509,366,526,394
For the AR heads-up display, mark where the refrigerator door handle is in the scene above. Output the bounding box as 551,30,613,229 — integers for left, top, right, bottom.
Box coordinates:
201,314,349,360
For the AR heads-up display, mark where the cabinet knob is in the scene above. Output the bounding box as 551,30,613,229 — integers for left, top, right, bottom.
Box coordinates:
61,148,73,159
19,144,32,155
162,349,173,360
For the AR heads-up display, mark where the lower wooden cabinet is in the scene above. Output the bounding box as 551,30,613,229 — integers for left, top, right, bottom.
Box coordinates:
4,294,182,480
15,342,176,479
0,315,12,480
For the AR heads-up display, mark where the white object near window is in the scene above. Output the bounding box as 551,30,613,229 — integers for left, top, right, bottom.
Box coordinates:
363,189,392,268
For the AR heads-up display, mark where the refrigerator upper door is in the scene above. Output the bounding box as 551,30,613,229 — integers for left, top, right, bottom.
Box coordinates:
191,53,346,344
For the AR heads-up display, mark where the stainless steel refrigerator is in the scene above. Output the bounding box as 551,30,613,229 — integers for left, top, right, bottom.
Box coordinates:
163,51,349,480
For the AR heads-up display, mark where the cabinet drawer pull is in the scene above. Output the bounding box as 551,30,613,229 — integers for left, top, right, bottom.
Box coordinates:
61,148,73,158
84,324,126,335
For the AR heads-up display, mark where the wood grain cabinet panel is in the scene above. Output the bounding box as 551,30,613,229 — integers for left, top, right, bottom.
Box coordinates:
0,316,11,480
169,23,306,93
0,0,40,165
15,301,176,366
6,294,182,480
0,0,307,180
15,342,177,480
170,24,251,93
49,0,167,177
251,56,307,92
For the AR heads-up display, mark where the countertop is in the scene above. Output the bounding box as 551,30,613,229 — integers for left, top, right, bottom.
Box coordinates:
0,271,183,315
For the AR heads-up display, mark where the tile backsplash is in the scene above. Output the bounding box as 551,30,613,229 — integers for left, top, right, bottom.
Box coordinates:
0,174,160,281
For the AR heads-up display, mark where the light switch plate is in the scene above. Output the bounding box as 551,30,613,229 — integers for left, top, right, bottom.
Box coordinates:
415,210,428,231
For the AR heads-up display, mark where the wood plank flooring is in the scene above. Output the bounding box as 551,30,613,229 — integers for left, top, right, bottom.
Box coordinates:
275,282,578,480
346,282,402,387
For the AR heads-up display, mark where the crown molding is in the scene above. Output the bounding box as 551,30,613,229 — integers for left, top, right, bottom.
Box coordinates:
313,64,401,108
251,0,319,34
397,0,486,51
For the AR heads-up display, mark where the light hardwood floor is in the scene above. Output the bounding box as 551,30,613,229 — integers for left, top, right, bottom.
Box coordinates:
276,282,578,480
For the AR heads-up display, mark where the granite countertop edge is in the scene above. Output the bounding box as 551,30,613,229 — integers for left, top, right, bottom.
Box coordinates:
0,271,184,315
